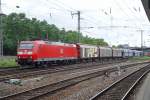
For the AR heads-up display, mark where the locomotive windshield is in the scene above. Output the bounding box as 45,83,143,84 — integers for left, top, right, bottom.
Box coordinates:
19,43,34,49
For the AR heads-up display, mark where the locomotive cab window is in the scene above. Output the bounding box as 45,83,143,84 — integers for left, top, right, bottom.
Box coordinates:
19,43,34,49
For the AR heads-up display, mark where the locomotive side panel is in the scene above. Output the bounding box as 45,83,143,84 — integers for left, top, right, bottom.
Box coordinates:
36,42,78,61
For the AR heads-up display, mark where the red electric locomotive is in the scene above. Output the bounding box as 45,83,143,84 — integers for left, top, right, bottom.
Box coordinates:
17,40,79,66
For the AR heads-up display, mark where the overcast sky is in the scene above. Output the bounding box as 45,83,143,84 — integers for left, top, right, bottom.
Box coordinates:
1,0,150,47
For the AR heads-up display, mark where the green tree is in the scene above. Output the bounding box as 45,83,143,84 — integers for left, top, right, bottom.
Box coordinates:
3,13,108,55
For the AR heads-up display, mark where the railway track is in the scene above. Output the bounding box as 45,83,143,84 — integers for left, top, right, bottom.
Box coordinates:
90,63,150,100
0,60,130,82
0,59,127,75
0,63,149,100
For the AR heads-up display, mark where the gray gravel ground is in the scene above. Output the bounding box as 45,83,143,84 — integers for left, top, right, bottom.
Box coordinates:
0,61,147,98
35,64,148,100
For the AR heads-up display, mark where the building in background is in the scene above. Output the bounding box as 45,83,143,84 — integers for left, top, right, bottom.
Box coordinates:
131,47,150,56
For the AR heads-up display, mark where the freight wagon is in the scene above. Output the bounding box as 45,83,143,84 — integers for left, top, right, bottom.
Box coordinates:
78,44,99,61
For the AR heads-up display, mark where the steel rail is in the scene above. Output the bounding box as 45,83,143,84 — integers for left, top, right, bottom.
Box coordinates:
121,68,150,100
0,63,148,100
90,64,150,100
0,60,142,82
0,67,115,100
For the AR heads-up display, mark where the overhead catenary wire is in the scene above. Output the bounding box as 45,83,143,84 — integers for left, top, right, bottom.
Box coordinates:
48,0,109,25
43,0,150,47
113,0,139,28
45,0,74,12
24,0,150,45
133,0,150,26
97,0,148,39
52,0,109,24
52,0,76,11
41,0,108,37
123,1,142,28
117,0,148,30
124,0,143,19
43,0,149,35
43,0,127,30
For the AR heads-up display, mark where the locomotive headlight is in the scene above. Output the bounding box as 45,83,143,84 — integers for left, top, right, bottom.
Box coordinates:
17,51,23,54
27,51,32,55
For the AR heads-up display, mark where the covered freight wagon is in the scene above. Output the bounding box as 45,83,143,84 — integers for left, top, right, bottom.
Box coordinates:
99,47,112,58
122,49,129,58
112,48,123,58
78,44,99,59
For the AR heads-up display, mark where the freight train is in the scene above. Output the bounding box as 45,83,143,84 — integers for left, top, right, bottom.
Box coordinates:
16,40,143,66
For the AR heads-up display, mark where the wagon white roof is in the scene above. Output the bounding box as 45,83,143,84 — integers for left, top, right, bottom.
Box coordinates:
45,41,77,47
78,44,98,48
99,47,112,50
112,48,123,50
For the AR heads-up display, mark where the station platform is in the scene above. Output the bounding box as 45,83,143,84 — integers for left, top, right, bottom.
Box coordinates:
135,72,150,100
